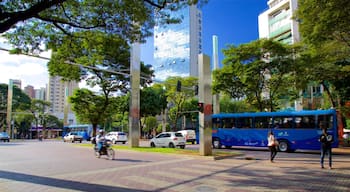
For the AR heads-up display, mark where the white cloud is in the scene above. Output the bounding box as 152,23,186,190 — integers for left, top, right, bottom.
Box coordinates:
0,50,49,89
154,28,189,59
154,68,188,81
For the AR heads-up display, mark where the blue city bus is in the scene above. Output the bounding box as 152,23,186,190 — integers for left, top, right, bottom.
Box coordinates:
212,109,339,152
62,124,93,141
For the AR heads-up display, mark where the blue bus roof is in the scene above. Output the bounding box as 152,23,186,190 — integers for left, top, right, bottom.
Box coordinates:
64,124,92,128
212,109,336,118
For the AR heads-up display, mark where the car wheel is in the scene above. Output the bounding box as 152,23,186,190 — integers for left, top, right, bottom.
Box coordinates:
79,140,82,143
192,141,195,144
169,142,175,148
150,142,156,148
122,141,126,144
180,145,185,149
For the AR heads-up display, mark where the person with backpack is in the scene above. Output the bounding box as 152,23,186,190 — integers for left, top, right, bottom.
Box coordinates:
319,123,333,169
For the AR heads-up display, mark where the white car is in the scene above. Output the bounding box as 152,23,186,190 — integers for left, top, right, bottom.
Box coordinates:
150,132,186,149
177,130,197,144
63,132,83,143
105,132,128,144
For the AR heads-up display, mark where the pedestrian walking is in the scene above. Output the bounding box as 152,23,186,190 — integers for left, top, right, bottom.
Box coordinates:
268,131,278,162
319,123,333,169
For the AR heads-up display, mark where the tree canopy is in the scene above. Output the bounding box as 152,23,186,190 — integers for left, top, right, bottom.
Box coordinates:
69,88,120,136
296,0,350,106
1,0,208,54
296,0,350,48
213,39,298,112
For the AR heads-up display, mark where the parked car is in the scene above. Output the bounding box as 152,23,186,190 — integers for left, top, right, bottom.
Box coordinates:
0,132,10,142
177,130,196,144
63,132,83,143
150,132,186,149
105,131,128,144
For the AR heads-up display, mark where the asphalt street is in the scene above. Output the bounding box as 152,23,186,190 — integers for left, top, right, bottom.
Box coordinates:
0,140,350,192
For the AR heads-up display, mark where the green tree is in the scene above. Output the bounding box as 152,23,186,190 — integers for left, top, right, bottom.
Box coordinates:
219,95,255,113
0,84,31,131
296,0,350,48
213,39,298,112
296,0,350,108
143,116,158,136
29,99,51,138
2,0,207,54
164,76,197,130
69,88,119,137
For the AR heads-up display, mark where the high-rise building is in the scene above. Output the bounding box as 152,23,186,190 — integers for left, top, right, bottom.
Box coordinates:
258,0,300,44
258,0,323,110
24,85,35,98
35,87,46,100
152,5,202,81
47,76,78,124
11,79,22,89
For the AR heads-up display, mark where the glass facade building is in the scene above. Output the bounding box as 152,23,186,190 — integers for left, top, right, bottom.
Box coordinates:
153,5,202,81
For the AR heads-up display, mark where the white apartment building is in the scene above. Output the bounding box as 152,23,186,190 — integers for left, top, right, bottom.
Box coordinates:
47,76,78,124
258,0,323,110
258,0,300,44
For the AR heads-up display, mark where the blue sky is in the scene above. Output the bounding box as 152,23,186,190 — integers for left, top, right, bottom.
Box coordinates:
141,0,268,66
0,0,268,89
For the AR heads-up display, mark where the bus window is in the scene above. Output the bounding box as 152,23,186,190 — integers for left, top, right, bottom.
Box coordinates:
318,115,333,130
273,116,293,129
237,117,252,128
254,116,272,129
222,118,236,129
212,118,221,129
295,116,316,129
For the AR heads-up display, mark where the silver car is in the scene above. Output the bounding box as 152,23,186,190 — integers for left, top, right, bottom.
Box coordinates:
150,132,186,149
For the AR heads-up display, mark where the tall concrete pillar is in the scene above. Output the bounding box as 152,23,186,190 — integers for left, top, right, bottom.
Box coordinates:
198,54,212,156
129,42,141,147
212,35,220,114
6,79,13,136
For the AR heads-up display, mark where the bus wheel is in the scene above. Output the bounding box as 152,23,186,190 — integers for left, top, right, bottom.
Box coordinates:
212,138,221,149
278,140,289,152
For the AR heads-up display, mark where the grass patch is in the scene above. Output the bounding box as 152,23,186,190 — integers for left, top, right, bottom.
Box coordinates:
77,143,240,157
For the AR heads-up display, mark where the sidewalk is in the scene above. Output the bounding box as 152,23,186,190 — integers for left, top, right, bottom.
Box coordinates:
333,146,350,155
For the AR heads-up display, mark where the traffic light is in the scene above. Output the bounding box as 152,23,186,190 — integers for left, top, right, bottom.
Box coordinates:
194,85,198,95
198,102,204,113
176,80,181,92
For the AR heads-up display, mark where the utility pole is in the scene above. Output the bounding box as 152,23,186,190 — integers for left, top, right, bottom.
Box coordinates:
198,54,212,156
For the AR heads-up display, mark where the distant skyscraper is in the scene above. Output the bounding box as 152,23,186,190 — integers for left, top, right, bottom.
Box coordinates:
35,87,46,100
47,76,78,124
11,79,22,89
153,5,202,81
24,85,35,98
258,0,300,44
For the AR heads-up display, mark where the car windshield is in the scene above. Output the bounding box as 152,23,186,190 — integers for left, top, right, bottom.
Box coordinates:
0,132,9,136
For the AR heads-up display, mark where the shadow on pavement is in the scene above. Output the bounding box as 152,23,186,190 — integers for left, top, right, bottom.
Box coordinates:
114,158,151,163
0,170,148,192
